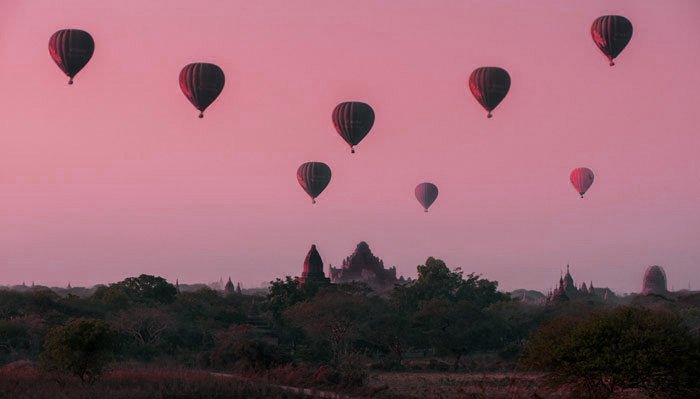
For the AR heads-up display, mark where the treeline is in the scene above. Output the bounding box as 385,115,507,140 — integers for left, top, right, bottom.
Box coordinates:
0,257,699,398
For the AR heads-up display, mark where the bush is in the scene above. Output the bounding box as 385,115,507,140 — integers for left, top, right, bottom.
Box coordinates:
40,318,114,384
212,325,289,371
335,352,369,387
520,306,700,398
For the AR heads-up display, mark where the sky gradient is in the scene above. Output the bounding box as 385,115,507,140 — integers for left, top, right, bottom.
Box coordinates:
0,1,698,293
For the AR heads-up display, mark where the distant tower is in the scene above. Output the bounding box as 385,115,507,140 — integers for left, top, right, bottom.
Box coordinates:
580,281,589,294
175,279,180,294
642,265,668,296
224,277,235,296
563,265,575,292
236,282,242,295
67,282,72,289
299,245,331,286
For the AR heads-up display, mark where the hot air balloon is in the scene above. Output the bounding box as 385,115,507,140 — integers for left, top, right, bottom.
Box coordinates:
591,16,633,66
332,102,375,153
48,29,95,85
570,168,594,198
415,182,439,212
179,63,225,118
297,162,332,204
469,67,510,118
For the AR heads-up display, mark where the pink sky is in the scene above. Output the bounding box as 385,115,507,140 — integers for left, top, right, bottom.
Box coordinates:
0,1,698,293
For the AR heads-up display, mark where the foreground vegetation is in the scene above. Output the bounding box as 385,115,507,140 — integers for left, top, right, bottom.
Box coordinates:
0,257,698,398
0,363,309,399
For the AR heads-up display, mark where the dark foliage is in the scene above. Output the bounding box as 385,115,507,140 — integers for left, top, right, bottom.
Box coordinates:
520,306,700,398
40,318,114,383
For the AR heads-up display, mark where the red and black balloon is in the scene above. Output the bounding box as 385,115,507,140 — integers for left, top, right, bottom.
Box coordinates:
415,183,439,212
468,67,511,118
332,102,375,153
179,63,225,118
297,162,332,204
591,15,633,66
570,167,595,198
48,29,95,85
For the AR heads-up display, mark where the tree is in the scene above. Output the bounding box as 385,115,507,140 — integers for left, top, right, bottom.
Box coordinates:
91,285,131,310
520,307,700,398
415,299,503,369
211,325,288,371
110,308,175,359
112,274,178,304
285,290,371,364
40,318,114,384
390,257,509,367
392,257,508,311
266,277,320,318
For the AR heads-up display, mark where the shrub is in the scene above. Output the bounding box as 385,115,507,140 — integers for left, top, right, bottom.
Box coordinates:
520,306,700,398
212,325,289,371
336,352,369,387
40,318,114,383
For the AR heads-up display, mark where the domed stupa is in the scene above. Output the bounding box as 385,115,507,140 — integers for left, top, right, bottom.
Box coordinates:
641,265,668,296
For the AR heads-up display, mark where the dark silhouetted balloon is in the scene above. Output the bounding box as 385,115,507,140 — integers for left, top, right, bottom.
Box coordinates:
48,29,95,85
570,168,595,198
179,63,225,118
591,16,633,66
332,102,375,153
469,67,510,118
297,162,332,204
415,182,439,212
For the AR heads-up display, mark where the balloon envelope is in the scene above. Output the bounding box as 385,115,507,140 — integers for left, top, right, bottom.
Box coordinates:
591,15,633,66
179,63,225,118
48,29,95,84
570,168,595,198
415,182,439,212
332,102,375,153
297,162,332,204
469,67,510,118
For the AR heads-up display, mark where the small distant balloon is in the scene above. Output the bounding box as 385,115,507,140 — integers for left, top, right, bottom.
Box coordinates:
179,63,225,118
415,182,439,212
468,67,510,118
332,102,375,153
591,16,633,66
48,29,95,85
570,168,595,198
297,162,332,204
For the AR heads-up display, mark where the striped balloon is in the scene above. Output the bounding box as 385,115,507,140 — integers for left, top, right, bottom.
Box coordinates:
591,16,633,66
297,162,332,204
332,102,375,153
179,63,225,118
570,168,595,198
48,29,95,85
468,67,511,118
415,182,439,212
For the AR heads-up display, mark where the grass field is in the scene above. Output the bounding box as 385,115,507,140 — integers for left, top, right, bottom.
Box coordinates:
0,362,652,399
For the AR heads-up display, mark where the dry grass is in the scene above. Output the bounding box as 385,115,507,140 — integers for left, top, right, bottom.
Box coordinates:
369,371,565,399
0,362,308,399
367,372,650,399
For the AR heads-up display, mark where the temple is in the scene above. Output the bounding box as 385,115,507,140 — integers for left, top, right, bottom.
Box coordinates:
329,241,404,290
546,264,613,303
641,265,668,296
299,245,331,286
224,277,236,296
